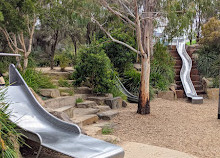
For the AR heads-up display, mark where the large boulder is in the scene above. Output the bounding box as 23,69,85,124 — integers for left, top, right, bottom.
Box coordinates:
158,91,175,100
30,88,45,107
104,97,122,109
207,88,219,100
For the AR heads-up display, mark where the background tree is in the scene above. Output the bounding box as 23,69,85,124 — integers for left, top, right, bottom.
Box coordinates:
93,0,195,114
0,0,39,71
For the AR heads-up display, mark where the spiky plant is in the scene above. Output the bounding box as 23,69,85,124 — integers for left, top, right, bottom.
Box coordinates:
0,87,24,158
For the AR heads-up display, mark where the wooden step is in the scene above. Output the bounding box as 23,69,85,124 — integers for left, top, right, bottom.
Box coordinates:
177,85,203,91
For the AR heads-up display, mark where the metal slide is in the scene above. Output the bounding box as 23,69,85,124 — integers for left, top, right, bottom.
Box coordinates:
176,39,203,104
115,75,139,103
4,64,124,158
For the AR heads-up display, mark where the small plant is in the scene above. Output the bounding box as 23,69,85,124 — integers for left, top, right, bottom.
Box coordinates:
21,68,56,93
0,87,24,157
76,98,83,103
58,79,71,87
102,126,113,135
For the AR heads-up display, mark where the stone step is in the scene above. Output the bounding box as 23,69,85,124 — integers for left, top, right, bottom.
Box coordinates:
93,106,111,112
58,87,72,91
87,96,111,105
45,94,87,108
71,114,99,126
76,100,97,108
73,108,100,116
44,71,71,80
97,110,119,120
82,125,102,136
39,89,60,98
75,87,92,94
60,92,71,96
53,105,74,118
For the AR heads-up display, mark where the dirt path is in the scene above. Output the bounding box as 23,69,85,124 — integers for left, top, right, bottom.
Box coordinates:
112,98,220,158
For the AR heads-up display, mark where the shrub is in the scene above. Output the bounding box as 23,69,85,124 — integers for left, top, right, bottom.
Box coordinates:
98,28,137,73
58,79,71,87
196,45,220,78
21,69,56,92
73,44,114,94
76,98,83,103
102,126,113,135
150,42,175,91
0,87,24,157
54,53,72,72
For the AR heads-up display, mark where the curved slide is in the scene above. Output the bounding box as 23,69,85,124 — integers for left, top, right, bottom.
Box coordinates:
114,75,139,103
176,40,203,104
4,64,124,158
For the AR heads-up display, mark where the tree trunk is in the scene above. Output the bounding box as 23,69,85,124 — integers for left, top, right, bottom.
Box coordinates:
23,56,28,71
137,54,150,114
86,22,91,44
50,30,59,70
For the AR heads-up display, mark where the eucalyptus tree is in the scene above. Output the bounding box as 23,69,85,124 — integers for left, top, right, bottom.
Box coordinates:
0,0,40,71
93,0,195,114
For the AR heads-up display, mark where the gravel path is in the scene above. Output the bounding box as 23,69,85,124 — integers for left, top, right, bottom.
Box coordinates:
112,98,220,158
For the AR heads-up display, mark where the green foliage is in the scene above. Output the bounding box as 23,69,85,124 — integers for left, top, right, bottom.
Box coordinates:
186,40,196,46
0,57,16,73
199,17,220,47
197,18,220,78
21,69,55,92
150,42,175,91
54,53,72,71
110,85,127,101
0,87,24,158
196,45,220,78
102,126,113,135
98,26,137,73
122,69,140,96
213,76,219,88
73,44,114,94
58,79,71,87
76,98,83,103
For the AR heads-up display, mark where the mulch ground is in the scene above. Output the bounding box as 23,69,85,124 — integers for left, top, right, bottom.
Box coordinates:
112,98,220,158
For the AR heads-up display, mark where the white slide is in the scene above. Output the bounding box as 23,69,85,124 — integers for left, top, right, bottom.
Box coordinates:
176,39,203,104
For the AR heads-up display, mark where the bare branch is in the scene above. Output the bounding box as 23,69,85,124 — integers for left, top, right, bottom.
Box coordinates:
27,15,36,56
118,0,135,18
91,16,140,55
101,0,136,27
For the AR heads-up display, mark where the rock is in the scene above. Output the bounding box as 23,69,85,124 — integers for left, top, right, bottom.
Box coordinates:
45,96,77,108
53,105,74,118
39,89,60,98
97,110,119,120
122,100,128,107
60,92,70,96
87,96,110,105
104,97,122,109
76,100,97,108
169,84,177,100
202,77,213,93
176,90,185,98
82,125,102,136
103,93,113,98
75,87,92,94
49,111,72,123
158,91,175,100
71,115,99,126
73,108,100,116
58,87,72,91
93,106,111,112
207,88,219,100
30,88,45,107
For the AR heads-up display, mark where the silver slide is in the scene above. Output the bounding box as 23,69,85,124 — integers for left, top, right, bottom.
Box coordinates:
176,39,203,104
4,64,124,158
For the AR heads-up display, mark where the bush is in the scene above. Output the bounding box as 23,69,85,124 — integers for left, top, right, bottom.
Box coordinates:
196,45,220,78
98,28,137,73
54,53,72,71
0,87,24,157
21,69,56,92
150,42,175,91
73,44,114,94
